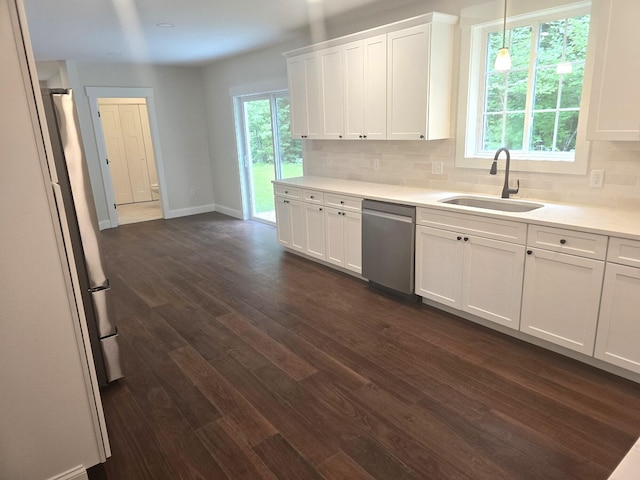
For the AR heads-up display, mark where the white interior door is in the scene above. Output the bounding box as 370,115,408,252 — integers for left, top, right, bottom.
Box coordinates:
118,104,152,203
99,105,132,205
99,100,156,205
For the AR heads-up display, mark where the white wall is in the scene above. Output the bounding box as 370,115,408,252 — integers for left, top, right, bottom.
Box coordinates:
65,62,215,223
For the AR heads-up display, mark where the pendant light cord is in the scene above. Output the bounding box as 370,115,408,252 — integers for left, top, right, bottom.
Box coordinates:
502,0,508,48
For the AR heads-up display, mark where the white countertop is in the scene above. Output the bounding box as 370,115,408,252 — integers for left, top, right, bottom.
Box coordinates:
274,176,640,241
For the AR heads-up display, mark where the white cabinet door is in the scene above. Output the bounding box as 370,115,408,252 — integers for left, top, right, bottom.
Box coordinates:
343,40,365,140
286,55,309,139
363,34,388,140
520,249,605,355
275,197,305,253
287,53,322,139
275,197,293,247
415,226,463,308
319,46,344,139
344,211,362,274
595,263,640,373
387,24,429,140
324,207,361,272
343,35,387,140
462,236,525,330
290,200,306,252
325,207,345,267
587,0,640,141
304,203,326,260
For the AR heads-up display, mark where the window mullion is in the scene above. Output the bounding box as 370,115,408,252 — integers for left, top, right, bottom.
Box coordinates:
522,22,539,155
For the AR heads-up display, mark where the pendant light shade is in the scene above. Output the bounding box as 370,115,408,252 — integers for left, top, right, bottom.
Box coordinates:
495,47,512,71
494,0,511,71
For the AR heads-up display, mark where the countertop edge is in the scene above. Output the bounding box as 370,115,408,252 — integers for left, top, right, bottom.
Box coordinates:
273,176,640,241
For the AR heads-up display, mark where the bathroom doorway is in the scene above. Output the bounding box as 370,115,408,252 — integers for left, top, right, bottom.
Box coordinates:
98,98,162,225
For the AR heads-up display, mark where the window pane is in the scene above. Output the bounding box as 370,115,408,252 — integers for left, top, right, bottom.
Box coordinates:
484,114,504,150
533,66,560,110
556,111,579,152
538,19,565,66
530,111,556,152
506,70,528,111
566,15,590,62
509,26,532,70
275,96,302,179
486,72,507,112
559,62,585,108
505,113,525,150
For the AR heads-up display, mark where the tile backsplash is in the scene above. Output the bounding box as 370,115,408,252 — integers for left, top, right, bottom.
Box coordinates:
303,139,640,210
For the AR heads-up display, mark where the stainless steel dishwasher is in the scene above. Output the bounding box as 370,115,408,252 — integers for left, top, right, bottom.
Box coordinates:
362,199,416,297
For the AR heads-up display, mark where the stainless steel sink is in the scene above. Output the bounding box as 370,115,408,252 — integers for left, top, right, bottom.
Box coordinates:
439,196,544,212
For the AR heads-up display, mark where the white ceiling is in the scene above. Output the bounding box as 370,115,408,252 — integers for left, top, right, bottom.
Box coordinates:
22,0,386,66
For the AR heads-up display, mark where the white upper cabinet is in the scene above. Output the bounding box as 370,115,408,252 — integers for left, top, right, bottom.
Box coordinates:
387,19,455,140
586,0,640,141
284,13,457,141
287,53,322,139
343,35,387,140
319,46,345,139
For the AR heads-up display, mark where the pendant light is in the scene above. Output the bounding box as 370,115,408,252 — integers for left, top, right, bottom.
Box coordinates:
494,0,512,71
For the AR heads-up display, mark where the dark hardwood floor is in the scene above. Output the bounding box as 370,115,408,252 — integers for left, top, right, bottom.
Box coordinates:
93,212,640,479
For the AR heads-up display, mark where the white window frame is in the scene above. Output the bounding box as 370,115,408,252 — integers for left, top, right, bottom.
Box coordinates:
455,1,594,175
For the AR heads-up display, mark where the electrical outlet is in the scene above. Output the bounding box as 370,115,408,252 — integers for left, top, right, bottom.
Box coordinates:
189,188,196,197
432,160,444,175
590,170,604,188
373,158,380,171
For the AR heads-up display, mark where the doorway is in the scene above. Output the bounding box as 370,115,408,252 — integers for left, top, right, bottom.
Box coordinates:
98,98,162,225
86,86,167,229
237,92,302,223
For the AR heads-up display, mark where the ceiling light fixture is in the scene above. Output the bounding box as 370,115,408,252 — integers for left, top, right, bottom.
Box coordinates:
494,0,512,71
156,23,175,28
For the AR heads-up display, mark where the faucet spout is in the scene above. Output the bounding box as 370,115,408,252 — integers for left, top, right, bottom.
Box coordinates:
490,147,519,199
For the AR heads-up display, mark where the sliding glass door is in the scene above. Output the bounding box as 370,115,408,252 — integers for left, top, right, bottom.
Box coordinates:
238,92,302,223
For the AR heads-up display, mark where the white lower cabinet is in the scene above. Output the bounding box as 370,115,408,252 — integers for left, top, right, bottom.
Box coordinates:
415,220,525,329
325,207,362,274
275,197,305,252
594,237,640,374
520,248,605,355
303,203,326,260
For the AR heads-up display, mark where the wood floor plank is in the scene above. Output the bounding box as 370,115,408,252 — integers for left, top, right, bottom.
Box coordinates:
196,421,277,480
216,311,318,381
252,434,326,480
94,213,640,480
169,345,278,447
317,451,376,480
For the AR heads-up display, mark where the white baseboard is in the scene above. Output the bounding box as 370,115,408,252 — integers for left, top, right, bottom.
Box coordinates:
98,219,112,231
47,465,88,480
213,204,244,219
164,203,216,219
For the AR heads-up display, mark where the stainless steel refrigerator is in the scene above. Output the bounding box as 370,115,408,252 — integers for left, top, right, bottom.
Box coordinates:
41,88,123,386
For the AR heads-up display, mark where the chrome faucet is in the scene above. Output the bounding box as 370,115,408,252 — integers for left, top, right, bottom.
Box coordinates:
490,147,519,199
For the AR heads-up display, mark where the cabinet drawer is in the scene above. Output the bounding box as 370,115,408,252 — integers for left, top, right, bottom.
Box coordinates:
325,193,362,212
274,185,302,199
527,225,607,260
608,237,640,268
303,189,324,204
416,208,526,244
